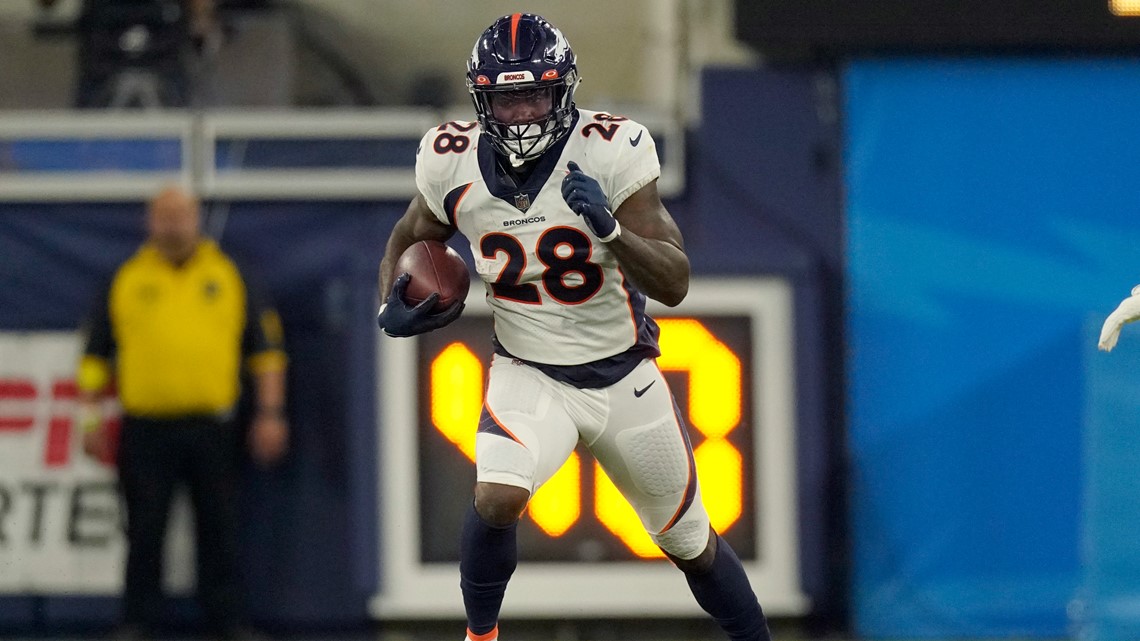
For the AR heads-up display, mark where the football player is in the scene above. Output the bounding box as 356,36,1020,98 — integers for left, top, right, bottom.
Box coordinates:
377,13,772,641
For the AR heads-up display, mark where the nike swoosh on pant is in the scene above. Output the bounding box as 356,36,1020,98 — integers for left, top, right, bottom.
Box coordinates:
633,380,655,397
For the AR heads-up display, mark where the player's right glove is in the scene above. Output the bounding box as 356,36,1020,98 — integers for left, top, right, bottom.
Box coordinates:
1099,284,1140,352
377,273,464,338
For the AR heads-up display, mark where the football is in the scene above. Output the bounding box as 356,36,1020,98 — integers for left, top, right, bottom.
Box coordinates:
394,240,471,312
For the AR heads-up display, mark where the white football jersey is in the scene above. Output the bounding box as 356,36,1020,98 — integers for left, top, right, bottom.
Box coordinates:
415,108,661,367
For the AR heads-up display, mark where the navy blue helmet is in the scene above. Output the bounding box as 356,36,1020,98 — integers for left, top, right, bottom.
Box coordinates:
466,13,580,164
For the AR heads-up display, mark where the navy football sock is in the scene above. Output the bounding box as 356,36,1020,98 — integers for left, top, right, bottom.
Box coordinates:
459,502,518,636
684,535,771,641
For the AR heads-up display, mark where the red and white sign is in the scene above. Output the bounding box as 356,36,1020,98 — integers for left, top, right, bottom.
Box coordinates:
0,332,193,594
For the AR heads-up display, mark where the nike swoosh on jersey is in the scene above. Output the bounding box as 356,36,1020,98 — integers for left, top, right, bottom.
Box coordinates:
633,380,655,397
629,131,644,147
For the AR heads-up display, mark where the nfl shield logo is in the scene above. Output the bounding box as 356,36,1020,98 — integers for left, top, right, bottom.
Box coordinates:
513,193,531,212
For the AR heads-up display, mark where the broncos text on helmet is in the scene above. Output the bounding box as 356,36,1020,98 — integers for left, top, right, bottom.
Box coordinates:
467,13,580,166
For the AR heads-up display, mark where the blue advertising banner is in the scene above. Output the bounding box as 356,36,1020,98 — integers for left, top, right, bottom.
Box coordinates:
844,58,1140,637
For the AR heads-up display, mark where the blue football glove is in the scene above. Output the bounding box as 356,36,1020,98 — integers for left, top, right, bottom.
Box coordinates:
561,161,621,242
377,273,464,337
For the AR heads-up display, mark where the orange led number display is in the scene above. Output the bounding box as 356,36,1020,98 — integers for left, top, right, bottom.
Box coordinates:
427,318,745,558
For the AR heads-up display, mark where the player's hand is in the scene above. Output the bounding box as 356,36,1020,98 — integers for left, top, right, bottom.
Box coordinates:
377,273,464,337
78,403,116,465
1099,284,1140,352
82,428,112,463
562,161,621,242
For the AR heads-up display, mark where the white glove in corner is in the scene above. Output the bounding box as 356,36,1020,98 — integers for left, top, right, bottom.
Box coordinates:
1098,284,1140,352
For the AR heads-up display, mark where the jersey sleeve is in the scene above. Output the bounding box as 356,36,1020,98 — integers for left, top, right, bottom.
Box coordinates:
238,266,287,375
77,278,115,394
602,119,661,212
414,127,457,226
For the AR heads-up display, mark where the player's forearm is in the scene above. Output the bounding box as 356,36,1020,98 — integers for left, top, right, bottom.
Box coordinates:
253,368,286,414
379,195,456,301
78,391,103,415
379,246,412,301
77,390,104,434
378,219,422,301
608,232,690,306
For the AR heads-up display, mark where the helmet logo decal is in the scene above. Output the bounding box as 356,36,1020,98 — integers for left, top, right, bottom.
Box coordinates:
475,75,491,85
496,70,535,84
541,69,559,80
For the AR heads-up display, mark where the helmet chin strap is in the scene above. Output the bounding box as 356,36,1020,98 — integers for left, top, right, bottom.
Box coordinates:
508,152,526,168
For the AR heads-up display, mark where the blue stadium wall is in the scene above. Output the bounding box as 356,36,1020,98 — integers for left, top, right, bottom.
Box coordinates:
844,58,1140,638
0,69,844,632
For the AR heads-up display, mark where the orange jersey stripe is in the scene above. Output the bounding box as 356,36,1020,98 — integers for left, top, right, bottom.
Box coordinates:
454,182,473,221
443,181,474,229
655,364,698,534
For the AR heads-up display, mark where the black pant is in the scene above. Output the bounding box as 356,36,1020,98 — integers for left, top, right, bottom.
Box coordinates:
117,415,240,633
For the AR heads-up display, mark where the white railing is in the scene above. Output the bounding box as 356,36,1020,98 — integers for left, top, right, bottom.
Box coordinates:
0,111,191,201
0,109,685,202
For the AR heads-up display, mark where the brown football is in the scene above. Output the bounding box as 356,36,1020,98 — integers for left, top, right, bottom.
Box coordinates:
394,240,471,311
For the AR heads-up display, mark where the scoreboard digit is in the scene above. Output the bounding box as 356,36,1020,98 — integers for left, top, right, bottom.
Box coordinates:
372,278,809,618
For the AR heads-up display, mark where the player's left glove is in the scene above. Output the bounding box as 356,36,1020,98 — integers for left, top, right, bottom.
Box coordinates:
561,161,621,243
377,273,464,338
1099,284,1140,352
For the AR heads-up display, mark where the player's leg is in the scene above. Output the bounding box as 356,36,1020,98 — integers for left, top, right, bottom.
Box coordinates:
587,360,771,641
117,418,180,633
461,355,580,641
460,482,524,641
669,528,772,641
185,417,241,636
